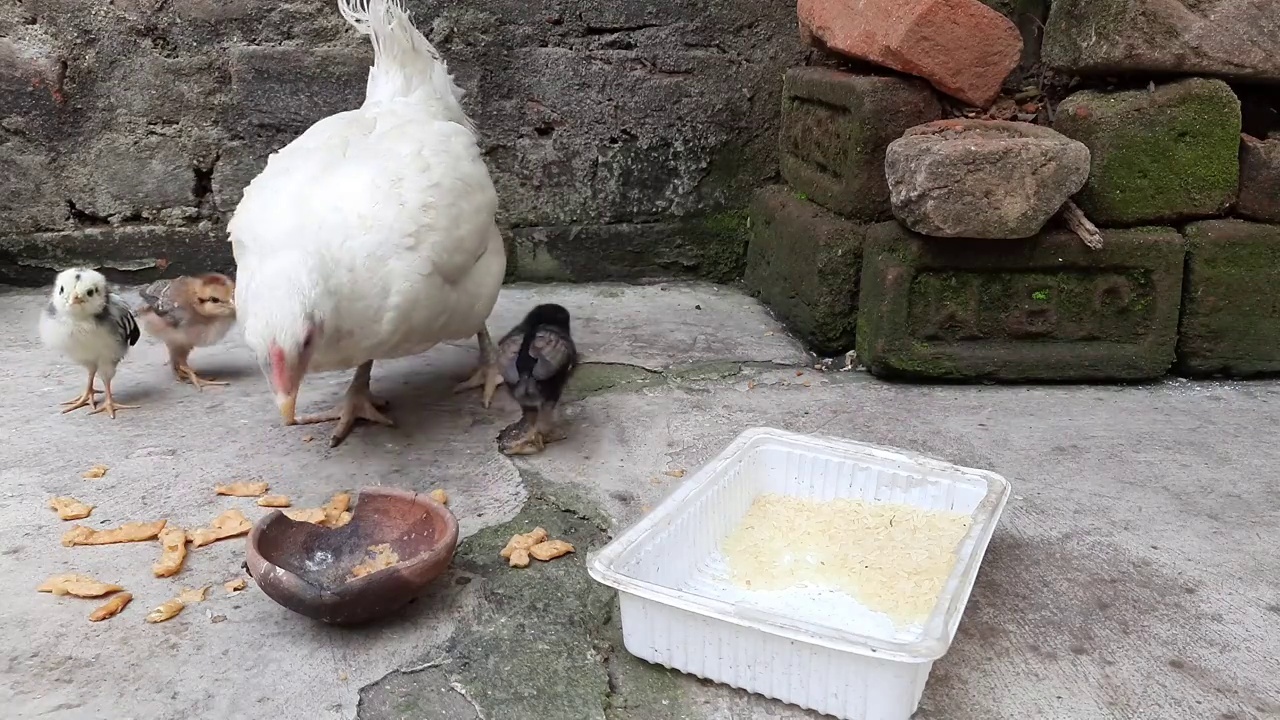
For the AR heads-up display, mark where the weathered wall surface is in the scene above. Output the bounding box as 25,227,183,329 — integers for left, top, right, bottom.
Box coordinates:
0,0,804,285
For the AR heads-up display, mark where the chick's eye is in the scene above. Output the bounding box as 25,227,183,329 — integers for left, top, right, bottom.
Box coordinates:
58,287,64,295
208,297,221,304
86,288,96,297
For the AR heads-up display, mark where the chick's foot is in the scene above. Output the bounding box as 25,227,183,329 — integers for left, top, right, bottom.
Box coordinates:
498,420,543,456
296,391,394,448
497,417,568,456
88,382,137,419
59,387,102,414
176,365,228,390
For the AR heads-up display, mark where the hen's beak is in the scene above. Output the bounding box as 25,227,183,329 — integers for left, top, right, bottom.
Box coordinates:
277,391,298,425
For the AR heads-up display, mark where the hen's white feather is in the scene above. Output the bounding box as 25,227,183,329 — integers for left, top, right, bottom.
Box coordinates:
230,0,504,374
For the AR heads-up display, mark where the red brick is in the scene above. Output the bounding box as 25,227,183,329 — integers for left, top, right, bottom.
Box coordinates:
797,0,1022,108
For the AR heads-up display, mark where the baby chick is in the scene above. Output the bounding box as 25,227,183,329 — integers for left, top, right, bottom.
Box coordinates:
495,304,578,456
38,268,141,418
137,273,236,389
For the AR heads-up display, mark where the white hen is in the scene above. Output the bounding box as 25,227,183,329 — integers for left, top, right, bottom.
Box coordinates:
229,0,506,447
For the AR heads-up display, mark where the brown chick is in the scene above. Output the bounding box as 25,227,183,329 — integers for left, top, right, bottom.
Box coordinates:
137,273,236,390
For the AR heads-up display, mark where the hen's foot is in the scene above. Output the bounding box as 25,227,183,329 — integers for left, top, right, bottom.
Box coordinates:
453,365,504,409
296,392,394,448
453,326,505,409
176,365,228,390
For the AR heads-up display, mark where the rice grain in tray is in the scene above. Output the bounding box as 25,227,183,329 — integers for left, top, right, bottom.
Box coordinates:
720,494,971,627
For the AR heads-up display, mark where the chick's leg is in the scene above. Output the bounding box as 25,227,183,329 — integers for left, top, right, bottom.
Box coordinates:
295,360,393,448
88,369,138,419
453,325,504,409
59,369,101,413
170,345,228,390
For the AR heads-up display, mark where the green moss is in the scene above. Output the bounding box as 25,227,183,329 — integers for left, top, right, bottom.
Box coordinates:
359,470,694,720
1178,220,1280,376
745,188,865,356
1032,289,1049,301
682,210,750,283
566,363,662,399
1054,78,1241,225
885,343,964,378
666,361,743,382
511,235,571,282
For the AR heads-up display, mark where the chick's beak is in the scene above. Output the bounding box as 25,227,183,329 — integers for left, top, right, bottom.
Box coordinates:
70,294,84,305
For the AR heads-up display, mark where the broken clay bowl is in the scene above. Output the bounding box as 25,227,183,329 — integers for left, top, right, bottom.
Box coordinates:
245,487,458,625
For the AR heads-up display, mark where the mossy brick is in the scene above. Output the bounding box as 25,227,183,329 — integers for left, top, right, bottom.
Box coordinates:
856,222,1184,381
1052,78,1241,226
780,67,941,222
1176,220,1280,378
745,185,866,356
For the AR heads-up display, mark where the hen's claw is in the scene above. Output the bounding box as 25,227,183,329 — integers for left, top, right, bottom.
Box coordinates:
296,392,394,448
453,365,504,409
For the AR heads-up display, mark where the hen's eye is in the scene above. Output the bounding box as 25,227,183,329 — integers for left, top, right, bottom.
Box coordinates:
208,297,221,304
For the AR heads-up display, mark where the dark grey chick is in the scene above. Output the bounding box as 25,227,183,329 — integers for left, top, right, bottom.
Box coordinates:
495,304,578,455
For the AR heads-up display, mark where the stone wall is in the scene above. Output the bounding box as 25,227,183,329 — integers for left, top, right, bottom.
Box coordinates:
0,0,803,285
746,0,1280,379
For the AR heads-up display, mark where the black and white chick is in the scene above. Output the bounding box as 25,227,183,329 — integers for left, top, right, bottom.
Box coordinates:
38,268,141,418
495,303,578,455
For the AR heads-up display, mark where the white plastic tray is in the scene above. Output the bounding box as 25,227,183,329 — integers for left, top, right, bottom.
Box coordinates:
587,427,1011,720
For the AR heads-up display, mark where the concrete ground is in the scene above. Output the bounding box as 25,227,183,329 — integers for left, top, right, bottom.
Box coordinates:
1,280,1278,720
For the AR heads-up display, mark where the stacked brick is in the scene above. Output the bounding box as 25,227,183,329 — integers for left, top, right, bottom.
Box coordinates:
747,0,1280,380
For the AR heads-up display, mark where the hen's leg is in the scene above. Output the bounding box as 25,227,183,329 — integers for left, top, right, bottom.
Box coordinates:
89,368,138,419
295,360,393,447
60,368,101,413
453,325,504,409
171,345,228,390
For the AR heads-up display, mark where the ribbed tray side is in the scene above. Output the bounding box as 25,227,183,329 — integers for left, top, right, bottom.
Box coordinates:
618,592,931,720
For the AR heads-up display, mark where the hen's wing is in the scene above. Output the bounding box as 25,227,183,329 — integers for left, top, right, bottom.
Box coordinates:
138,279,188,328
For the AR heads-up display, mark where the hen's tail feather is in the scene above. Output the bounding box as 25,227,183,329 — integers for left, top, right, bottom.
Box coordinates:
336,0,476,134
